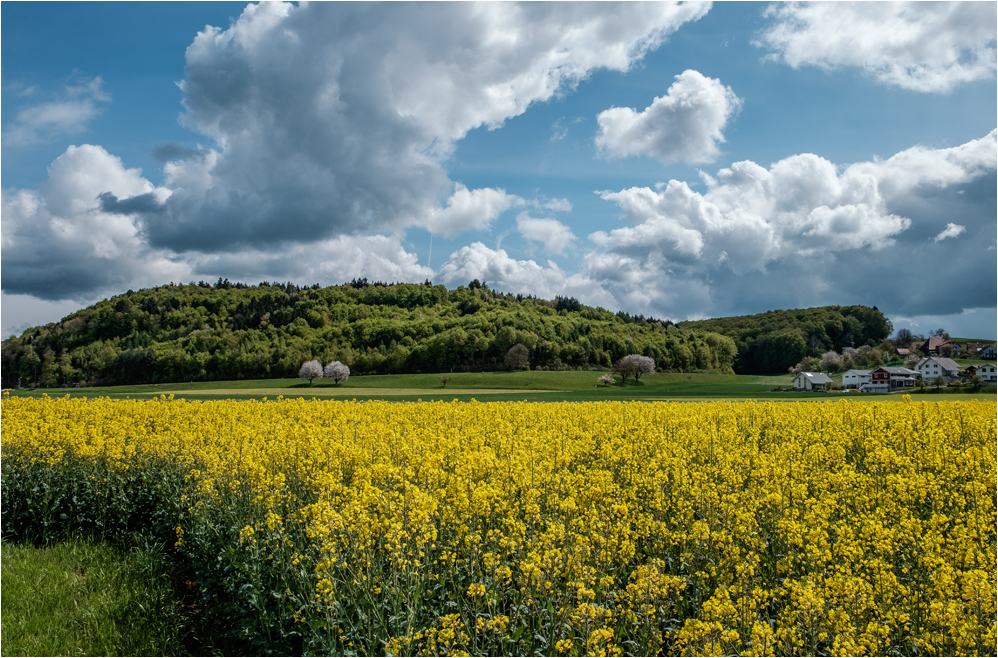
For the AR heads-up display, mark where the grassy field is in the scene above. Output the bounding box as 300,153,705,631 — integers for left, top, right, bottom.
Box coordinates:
6,369,996,402
0,537,209,657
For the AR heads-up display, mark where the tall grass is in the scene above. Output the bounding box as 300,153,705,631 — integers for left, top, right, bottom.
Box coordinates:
0,536,209,656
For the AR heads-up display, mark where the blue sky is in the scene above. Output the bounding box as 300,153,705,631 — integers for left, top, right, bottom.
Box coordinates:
3,1,996,340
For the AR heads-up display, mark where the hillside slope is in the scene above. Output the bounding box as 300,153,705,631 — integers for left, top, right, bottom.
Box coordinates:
2,280,739,387
678,305,892,374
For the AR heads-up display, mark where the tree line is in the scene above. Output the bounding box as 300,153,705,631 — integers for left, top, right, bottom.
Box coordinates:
677,305,893,374
2,280,739,388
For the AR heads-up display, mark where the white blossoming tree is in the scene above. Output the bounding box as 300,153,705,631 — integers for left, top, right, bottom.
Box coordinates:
299,359,323,384
614,354,655,383
324,360,350,384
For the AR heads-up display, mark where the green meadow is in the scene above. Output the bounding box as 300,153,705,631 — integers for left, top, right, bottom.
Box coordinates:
8,370,995,402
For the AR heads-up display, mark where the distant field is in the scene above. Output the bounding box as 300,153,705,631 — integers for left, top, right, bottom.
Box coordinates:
7,370,996,402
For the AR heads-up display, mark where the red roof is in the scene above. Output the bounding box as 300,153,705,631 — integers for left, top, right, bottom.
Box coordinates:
922,337,956,352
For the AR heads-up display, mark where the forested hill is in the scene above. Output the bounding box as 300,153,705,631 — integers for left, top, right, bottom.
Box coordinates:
2,279,741,388
678,305,892,374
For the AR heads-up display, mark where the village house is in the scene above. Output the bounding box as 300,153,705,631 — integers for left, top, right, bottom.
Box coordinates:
792,371,833,391
965,363,998,384
979,344,997,360
919,337,961,356
914,356,963,383
862,366,917,392
841,369,872,389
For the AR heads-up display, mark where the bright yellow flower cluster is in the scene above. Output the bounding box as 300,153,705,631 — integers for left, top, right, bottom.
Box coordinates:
2,394,995,656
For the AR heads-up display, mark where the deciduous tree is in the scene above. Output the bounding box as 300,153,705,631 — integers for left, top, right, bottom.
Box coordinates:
505,344,530,371
615,354,654,382
819,350,844,372
324,361,350,384
299,360,322,384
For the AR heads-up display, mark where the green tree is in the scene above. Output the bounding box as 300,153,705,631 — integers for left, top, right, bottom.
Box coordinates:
39,348,59,388
504,344,530,371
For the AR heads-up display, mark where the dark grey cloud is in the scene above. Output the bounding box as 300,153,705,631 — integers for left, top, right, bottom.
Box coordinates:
99,191,165,215
151,142,205,162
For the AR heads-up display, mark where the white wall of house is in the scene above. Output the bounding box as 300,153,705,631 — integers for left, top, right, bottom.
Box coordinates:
793,372,831,391
973,364,997,383
915,357,960,382
842,370,871,389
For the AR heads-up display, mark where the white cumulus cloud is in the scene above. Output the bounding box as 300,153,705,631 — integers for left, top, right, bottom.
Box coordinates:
848,130,998,198
2,76,111,146
420,185,523,237
595,70,742,163
515,213,577,255
934,223,966,242
586,132,997,320
757,1,998,93
436,242,615,309
1,145,186,300
191,234,434,285
115,1,710,253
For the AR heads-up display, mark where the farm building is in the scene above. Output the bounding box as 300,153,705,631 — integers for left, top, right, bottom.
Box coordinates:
793,372,833,391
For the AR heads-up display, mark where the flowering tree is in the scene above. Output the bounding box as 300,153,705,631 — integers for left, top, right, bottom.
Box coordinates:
597,374,615,387
819,350,844,372
299,360,323,384
789,356,821,375
614,354,655,383
324,361,350,384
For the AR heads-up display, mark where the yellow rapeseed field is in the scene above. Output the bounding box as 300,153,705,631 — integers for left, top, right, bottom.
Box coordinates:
2,395,995,656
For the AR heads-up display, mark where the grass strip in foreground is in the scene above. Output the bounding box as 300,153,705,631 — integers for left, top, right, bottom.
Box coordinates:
1,537,204,657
